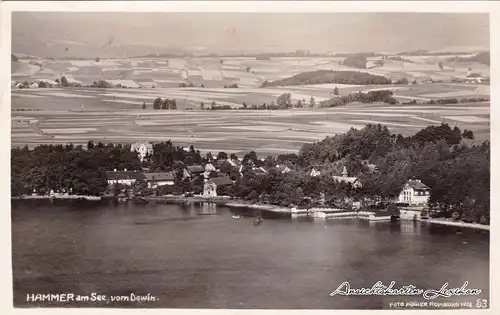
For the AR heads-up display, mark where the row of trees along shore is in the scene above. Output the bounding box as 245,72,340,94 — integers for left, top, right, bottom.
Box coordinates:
11,123,489,224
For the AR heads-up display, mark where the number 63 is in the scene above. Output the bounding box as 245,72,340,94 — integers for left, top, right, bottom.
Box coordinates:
476,299,488,308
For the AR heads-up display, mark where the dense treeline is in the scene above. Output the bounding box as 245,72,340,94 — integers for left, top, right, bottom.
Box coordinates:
151,97,178,110
319,90,397,107
261,70,392,87
11,142,141,196
292,124,489,223
453,51,490,66
11,123,489,224
342,55,368,69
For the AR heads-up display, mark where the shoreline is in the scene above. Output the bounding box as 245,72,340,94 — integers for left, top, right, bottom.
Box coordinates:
12,195,490,230
12,194,102,201
421,218,490,231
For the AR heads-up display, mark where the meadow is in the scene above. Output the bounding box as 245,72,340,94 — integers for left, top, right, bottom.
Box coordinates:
11,55,490,155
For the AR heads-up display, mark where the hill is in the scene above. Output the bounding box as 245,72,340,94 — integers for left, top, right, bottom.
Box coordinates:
455,51,490,66
261,70,392,87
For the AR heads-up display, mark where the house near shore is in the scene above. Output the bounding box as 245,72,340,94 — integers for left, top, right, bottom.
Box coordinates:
332,166,362,189
130,141,153,162
106,169,146,186
143,172,175,188
398,179,430,205
203,176,234,197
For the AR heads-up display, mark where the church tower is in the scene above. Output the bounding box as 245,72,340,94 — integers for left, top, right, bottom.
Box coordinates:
342,166,348,177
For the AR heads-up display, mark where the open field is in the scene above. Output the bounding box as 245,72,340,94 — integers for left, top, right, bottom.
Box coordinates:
12,55,490,89
11,101,490,156
11,56,489,155
11,81,490,111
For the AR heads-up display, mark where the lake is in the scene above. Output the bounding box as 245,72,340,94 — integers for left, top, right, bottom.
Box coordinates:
11,200,490,309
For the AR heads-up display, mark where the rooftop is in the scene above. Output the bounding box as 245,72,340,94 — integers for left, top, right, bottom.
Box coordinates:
131,141,153,150
187,165,205,173
106,171,146,181
143,172,175,181
208,176,233,187
332,176,359,184
406,179,430,190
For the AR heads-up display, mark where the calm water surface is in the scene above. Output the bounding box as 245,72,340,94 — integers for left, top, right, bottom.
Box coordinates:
11,200,489,309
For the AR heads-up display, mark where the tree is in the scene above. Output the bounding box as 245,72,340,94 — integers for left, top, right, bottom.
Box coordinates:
95,57,100,62
171,99,177,109
61,76,69,87
387,204,400,216
142,102,146,110
230,153,239,161
153,97,162,110
333,86,340,96
296,100,303,108
217,152,228,160
205,152,213,162
438,61,443,71
242,102,248,109
131,178,150,197
200,102,205,110
310,97,316,108
462,129,474,139
161,99,169,110
246,66,251,72
87,140,94,150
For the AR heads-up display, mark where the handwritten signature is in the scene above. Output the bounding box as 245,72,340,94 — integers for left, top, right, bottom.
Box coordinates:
330,281,482,300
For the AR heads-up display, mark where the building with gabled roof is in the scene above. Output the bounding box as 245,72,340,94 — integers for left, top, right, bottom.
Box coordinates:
276,164,291,174
130,141,153,162
143,172,175,188
398,179,430,205
186,165,205,177
310,165,327,177
106,169,146,186
203,176,234,197
331,166,362,188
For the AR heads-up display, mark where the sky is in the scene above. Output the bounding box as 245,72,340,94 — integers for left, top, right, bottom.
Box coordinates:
12,12,490,58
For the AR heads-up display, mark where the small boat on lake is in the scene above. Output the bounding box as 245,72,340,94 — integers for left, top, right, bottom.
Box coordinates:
232,215,241,219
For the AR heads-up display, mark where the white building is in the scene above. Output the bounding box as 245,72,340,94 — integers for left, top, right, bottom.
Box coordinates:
106,169,146,187
276,164,291,174
203,176,233,197
398,179,430,205
130,141,153,162
310,165,326,177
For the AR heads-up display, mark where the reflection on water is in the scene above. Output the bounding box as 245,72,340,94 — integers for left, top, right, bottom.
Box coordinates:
199,202,217,215
11,200,489,309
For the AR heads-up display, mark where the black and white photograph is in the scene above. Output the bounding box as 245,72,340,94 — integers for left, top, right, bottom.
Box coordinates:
4,1,496,311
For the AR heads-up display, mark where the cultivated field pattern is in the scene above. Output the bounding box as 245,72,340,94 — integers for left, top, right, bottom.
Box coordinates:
11,56,490,154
